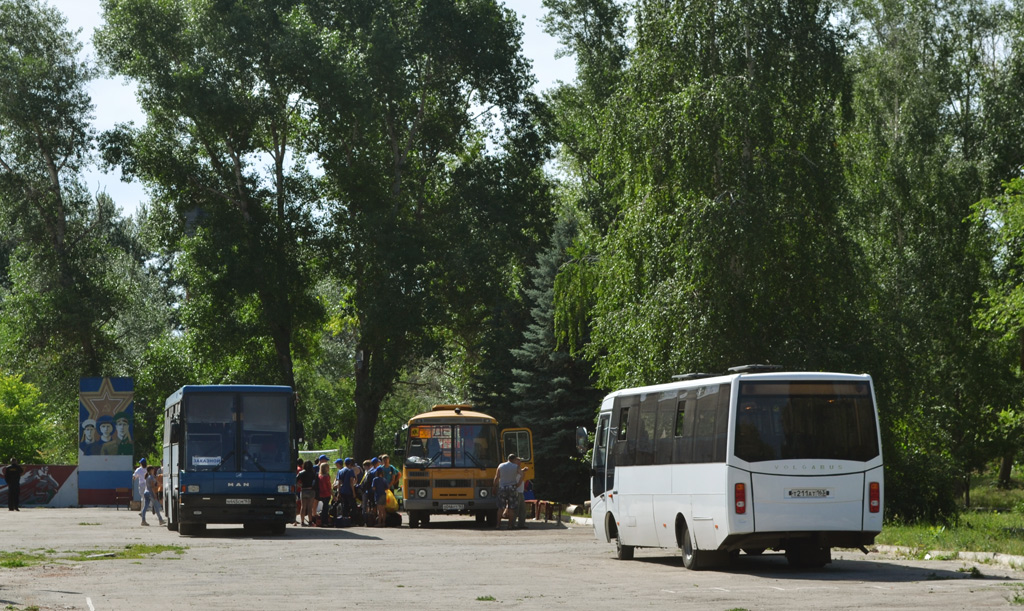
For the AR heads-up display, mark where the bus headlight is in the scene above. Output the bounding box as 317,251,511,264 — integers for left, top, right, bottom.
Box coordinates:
479,489,489,499
417,489,427,498
187,485,200,493
277,485,290,493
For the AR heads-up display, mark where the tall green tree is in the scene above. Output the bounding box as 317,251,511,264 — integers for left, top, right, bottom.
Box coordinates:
290,0,550,460
842,0,1012,516
96,0,325,393
555,0,864,388
509,218,603,503
0,0,147,459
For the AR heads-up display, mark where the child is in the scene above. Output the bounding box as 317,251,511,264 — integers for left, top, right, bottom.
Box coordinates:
145,465,166,526
371,466,389,528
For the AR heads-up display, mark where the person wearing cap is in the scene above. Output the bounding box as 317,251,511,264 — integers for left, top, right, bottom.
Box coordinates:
97,415,115,452
334,458,357,521
112,412,134,455
493,454,523,530
133,458,152,526
79,419,102,455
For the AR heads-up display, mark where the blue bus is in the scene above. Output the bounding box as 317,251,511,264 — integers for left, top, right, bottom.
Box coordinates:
162,385,299,535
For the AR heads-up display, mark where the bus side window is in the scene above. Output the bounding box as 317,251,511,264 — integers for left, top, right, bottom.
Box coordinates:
673,398,695,463
635,394,657,466
612,396,638,467
713,384,730,462
654,392,676,464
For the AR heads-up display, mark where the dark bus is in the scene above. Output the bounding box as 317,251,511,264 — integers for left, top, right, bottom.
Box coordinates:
162,385,299,535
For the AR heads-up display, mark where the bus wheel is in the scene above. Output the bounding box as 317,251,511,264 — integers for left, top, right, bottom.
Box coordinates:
409,512,420,528
484,510,496,528
270,523,286,536
179,522,206,537
615,531,634,560
166,500,178,531
681,524,706,570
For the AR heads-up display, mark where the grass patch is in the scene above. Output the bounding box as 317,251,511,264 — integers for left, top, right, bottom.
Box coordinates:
68,544,186,561
1,545,185,568
1008,584,1024,605
877,511,1024,556
476,595,497,602
0,551,47,568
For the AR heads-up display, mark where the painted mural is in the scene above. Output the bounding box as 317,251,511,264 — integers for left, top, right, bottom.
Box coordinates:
78,377,134,504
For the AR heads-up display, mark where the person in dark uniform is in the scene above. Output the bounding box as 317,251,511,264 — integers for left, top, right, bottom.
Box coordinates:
4,457,23,511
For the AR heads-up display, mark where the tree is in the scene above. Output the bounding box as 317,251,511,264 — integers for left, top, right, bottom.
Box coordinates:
0,0,146,459
555,0,864,389
842,0,1013,514
96,0,325,393
291,0,550,460
509,218,603,503
0,374,53,463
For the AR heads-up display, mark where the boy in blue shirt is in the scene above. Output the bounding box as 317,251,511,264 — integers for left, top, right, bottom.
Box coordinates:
371,466,389,527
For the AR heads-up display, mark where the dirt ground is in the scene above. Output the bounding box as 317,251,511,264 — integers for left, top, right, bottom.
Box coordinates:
2,507,1023,610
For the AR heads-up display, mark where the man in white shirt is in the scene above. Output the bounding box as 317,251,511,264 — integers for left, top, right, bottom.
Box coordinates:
132,457,149,526
493,454,523,530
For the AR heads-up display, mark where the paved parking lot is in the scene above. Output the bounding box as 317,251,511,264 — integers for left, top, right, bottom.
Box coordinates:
1,508,1023,610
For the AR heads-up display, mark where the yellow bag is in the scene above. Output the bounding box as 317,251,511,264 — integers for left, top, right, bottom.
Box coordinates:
385,489,398,513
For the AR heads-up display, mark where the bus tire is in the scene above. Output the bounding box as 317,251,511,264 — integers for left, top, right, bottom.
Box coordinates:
409,511,421,528
166,499,178,531
681,523,707,570
179,522,205,536
615,531,634,560
484,510,497,528
270,522,286,536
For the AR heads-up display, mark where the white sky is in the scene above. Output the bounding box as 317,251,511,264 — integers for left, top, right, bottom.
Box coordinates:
51,0,577,218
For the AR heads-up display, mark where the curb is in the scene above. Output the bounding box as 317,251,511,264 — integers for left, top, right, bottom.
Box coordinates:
874,545,1024,570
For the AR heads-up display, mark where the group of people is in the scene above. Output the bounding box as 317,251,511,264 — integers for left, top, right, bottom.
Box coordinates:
80,412,133,456
131,457,164,526
494,454,530,530
295,453,400,528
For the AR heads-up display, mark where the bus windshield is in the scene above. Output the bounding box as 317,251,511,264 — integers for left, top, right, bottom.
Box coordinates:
405,423,501,469
184,392,291,473
734,380,879,462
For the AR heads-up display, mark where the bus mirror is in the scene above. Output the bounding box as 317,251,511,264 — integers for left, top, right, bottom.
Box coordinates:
296,422,305,445
394,431,406,456
576,426,589,454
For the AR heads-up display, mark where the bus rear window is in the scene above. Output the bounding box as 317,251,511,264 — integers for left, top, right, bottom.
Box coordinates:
735,381,879,462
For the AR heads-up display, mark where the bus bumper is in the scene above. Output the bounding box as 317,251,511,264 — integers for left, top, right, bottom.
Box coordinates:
403,498,498,514
178,494,294,524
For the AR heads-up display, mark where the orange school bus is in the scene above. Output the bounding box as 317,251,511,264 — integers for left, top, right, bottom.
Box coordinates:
395,405,533,528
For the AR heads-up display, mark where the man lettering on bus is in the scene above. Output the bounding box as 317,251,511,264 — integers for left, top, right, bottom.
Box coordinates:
493,454,522,530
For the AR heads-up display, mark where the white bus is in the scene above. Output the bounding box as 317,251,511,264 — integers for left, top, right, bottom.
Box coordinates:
590,366,883,569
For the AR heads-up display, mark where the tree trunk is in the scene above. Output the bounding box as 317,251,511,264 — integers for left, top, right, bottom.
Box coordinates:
998,453,1014,489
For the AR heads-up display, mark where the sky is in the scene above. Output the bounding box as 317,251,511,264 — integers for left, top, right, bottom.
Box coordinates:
51,0,577,218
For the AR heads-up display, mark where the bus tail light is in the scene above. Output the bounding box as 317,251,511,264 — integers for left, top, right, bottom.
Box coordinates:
734,483,746,515
868,482,880,513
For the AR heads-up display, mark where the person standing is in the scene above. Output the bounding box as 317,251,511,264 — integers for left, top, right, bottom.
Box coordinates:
145,465,166,526
317,461,332,527
335,458,357,520
296,460,318,527
380,454,400,490
132,458,150,525
514,457,529,529
4,457,23,511
492,454,521,530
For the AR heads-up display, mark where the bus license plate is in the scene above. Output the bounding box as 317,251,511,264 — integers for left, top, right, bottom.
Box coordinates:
442,503,464,511
786,488,830,499
226,498,251,505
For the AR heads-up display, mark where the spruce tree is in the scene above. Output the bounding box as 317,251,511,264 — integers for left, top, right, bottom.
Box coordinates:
511,219,603,504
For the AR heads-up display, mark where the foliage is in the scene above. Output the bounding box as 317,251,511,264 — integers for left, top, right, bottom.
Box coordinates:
509,218,603,503
289,0,551,460
96,0,327,392
0,374,53,463
877,510,1024,557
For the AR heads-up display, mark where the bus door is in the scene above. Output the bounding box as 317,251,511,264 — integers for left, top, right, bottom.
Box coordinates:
590,412,611,539
501,428,534,481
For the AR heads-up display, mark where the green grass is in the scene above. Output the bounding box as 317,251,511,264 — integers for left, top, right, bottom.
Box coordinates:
877,511,1024,556
476,595,497,602
1,544,185,568
876,469,1024,557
